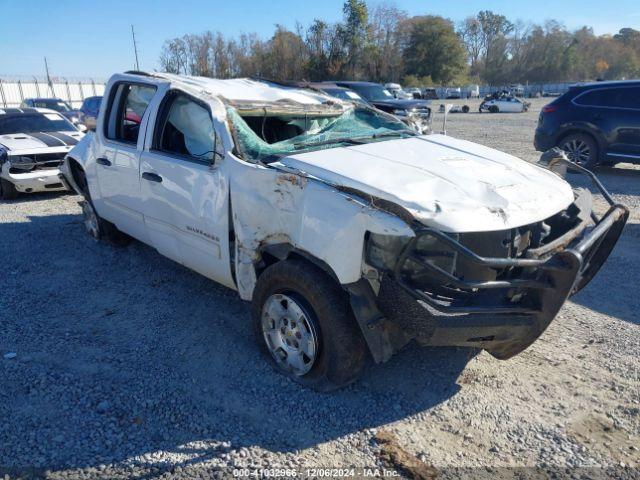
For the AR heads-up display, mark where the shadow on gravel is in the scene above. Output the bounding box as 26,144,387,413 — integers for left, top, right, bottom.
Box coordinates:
595,165,640,196
0,212,474,473
0,190,72,205
571,222,640,325
567,164,640,198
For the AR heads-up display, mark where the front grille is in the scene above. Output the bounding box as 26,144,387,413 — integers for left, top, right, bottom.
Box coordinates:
8,153,65,173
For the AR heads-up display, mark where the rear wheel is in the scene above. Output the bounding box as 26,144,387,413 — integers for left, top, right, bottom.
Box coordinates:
251,259,367,391
558,133,598,169
0,178,19,200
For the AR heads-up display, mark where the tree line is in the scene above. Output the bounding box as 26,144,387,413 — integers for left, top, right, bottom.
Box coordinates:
158,0,640,86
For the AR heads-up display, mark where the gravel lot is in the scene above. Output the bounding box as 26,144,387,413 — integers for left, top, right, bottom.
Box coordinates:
1,98,638,479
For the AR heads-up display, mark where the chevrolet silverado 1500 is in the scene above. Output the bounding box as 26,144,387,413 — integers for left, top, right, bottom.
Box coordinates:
61,72,628,390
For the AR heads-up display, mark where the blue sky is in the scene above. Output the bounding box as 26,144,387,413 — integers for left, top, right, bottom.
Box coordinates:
1,0,639,79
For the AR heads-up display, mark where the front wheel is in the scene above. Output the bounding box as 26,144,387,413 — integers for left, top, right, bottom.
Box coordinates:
489,105,499,113
81,198,131,246
251,259,367,391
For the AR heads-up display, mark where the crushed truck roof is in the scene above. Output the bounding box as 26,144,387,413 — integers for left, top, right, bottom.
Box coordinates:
131,72,332,105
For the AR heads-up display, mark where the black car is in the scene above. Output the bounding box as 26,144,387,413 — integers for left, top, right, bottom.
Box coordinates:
327,81,432,133
20,98,82,126
78,96,102,131
294,82,367,104
534,80,640,168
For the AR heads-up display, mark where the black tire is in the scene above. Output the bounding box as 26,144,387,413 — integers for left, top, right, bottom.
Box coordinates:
461,105,470,113
489,105,499,113
558,132,598,169
0,178,19,200
251,259,367,391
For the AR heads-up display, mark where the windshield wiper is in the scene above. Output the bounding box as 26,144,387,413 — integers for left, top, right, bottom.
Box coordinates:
292,131,416,150
293,136,369,149
372,130,417,139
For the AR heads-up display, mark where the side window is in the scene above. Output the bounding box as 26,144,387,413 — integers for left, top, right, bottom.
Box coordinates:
575,87,640,110
575,89,606,107
105,83,156,144
155,93,216,163
615,87,640,110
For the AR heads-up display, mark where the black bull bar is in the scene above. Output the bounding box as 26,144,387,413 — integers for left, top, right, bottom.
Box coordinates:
389,160,629,359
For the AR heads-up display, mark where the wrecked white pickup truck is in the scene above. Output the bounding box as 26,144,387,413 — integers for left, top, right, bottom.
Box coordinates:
61,72,628,390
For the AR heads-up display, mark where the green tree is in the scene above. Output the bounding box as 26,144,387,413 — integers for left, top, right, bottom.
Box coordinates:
403,16,467,84
340,0,369,78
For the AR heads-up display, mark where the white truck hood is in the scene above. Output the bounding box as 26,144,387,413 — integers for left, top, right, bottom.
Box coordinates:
279,134,574,232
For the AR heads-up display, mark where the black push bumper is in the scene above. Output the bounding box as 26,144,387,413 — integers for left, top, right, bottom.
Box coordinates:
385,161,628,359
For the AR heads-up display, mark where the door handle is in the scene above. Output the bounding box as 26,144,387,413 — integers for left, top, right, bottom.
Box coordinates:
96,157,112,166
142,171,163,183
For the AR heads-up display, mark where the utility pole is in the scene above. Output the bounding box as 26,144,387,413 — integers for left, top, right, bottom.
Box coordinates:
44,57,53,95
131,25,140,71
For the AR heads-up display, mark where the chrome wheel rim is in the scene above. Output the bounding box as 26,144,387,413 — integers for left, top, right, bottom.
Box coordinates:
261,293,318,376
562,139,591,165
82,201,99,239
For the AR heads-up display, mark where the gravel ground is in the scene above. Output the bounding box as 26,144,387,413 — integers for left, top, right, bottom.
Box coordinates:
1,98,638,479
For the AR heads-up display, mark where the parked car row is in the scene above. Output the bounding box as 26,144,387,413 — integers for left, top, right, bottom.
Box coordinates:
383,84,481,100
296,81,434,134
20,96,103,131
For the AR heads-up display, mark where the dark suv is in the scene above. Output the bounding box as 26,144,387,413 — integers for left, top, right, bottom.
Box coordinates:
534,80,640,168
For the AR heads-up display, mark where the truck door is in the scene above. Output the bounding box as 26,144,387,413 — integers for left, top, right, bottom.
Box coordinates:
139,90,235,290
95,82,158,242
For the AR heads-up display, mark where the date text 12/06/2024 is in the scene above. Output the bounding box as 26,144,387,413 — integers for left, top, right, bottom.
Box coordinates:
232,468,401,477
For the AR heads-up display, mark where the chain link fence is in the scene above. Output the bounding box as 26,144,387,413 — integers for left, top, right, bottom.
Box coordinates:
0,76,107,109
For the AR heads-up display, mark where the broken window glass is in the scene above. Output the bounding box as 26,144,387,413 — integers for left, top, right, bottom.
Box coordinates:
227,105,413,163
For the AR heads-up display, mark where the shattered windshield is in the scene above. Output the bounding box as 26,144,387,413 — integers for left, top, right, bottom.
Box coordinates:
228,104,414,163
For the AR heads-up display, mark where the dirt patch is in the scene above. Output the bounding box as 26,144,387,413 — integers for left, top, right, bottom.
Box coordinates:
567,413,640,464
375,429,438,479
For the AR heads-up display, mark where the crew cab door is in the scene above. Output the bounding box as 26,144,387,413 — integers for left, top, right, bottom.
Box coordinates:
95,81,159,242
139,90,235,289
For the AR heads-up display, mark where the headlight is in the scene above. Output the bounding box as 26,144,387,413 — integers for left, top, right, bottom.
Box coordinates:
366,233,411,271
412,233,458,276
8,156,35,170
